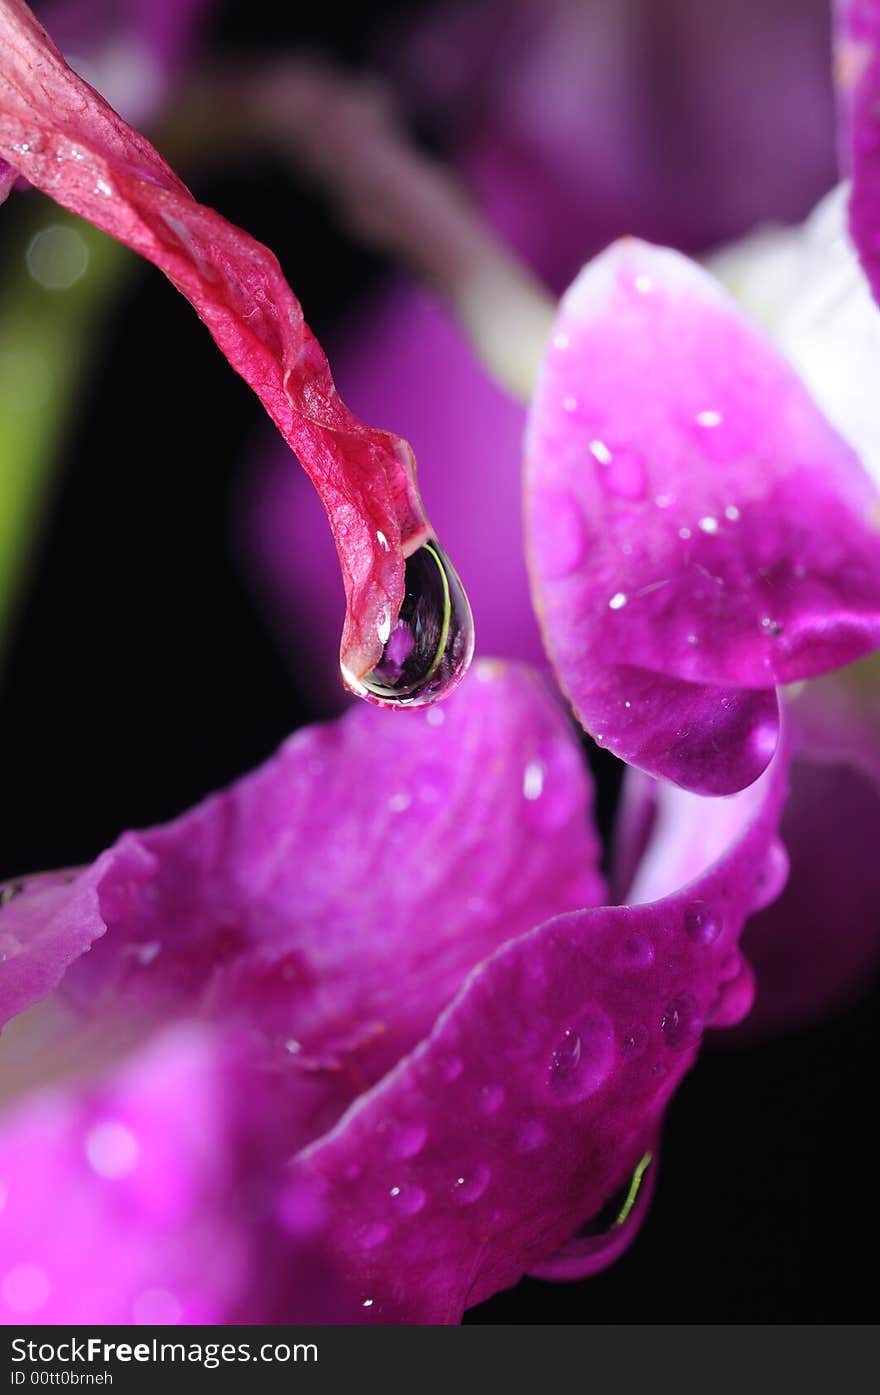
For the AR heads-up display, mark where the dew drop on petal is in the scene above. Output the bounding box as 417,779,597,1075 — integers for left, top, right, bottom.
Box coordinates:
615,932,655,970
684,901,721,946
660,994,703,1051
451,1164,491,1205
546,1008,615,1103
384,1120,428,1160
355,540,474,707
389,1184,427,1216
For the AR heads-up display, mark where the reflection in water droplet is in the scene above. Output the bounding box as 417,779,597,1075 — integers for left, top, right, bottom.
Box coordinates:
616,933,655,970
451,1164,490,1205
684,901,721,946
546,1009,615,1103
660,994,703,1051
389,1184,427,1216
355,540,474,707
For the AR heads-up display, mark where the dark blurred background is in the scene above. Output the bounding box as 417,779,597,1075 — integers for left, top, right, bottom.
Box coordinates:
0,0,876,1324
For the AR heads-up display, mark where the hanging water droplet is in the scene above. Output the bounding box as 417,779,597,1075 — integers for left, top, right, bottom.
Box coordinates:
355,540,474,707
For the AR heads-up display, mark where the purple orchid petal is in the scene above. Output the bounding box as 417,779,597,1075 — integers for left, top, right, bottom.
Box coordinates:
835,0,880,304
525,239,880,795
2,663,603,1148
0,1022,358,1323
526,1142,658,1282
289,735,788,1322
737,664,880,1035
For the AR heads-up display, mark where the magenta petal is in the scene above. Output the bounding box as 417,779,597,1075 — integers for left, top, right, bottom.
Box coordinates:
525,240,880,793
0,1023,356,1323
836,0,880,304
290,739,787,1323
526,1144,658,1283
2,664,603,1147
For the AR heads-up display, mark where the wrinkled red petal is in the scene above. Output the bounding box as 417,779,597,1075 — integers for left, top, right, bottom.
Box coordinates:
0,0,439,686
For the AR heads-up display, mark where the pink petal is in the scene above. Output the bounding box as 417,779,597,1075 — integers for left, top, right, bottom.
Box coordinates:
525,240,880,794
835,0,880,303
290,736,788,1322
0,1023,353,1323
1,663,603,1152
0,0,450,691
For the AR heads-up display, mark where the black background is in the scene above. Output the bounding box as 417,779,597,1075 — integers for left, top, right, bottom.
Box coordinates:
0,0,877,1324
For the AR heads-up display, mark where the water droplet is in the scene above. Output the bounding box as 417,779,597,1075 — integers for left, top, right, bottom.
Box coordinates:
546,1008,615,1103
438,1054,463,1083
532,489,585,578
615,932,655,970
609,592,628,610
515,1118,547,1153
591,442,646,499
477,1084,505,1116
451,1164,490,1205
355,1222,390,1250
724,505,740,521
760,616,784,637
384,1120,428,1160
698,516,719,534
660,994,703,1051
679,527,692,540
684,901,721,946
362,1298,374,1308
355,540,474,707
389,1184,427,1216
695,409,723,428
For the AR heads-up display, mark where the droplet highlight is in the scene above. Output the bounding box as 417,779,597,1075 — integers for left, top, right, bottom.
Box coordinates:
355,540,474,707
546,1008,615,1103
683,901,721,946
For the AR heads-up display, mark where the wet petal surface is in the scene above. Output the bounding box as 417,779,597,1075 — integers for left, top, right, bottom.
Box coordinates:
526,240,880,793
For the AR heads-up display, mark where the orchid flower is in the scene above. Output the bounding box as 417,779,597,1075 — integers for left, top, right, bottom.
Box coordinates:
0,0,876,1325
